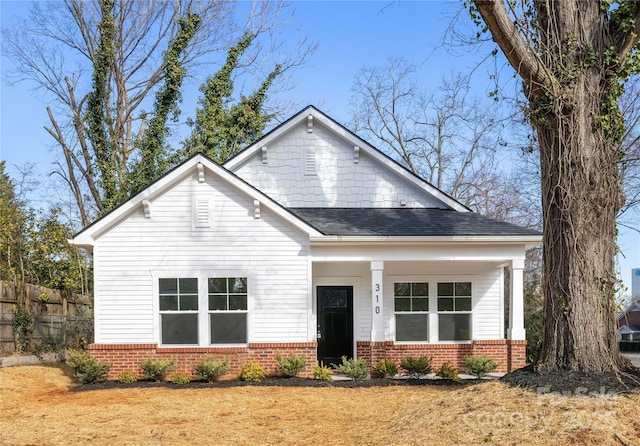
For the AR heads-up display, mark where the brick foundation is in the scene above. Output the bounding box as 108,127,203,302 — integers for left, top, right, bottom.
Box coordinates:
356,340,527,374
89,339,526,380
88,342,317,380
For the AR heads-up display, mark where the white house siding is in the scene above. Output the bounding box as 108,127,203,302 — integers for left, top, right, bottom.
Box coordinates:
471,266,504,340
232,120,444,208
93,173,310,345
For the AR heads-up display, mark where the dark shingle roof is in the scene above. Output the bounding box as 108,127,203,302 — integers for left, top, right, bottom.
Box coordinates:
288,208,540,237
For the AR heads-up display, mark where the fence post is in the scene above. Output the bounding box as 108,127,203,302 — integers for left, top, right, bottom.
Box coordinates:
62,294,68,344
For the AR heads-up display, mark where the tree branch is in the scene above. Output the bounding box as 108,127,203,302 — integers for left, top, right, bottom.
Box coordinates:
613,2,640,64
473,0,552,98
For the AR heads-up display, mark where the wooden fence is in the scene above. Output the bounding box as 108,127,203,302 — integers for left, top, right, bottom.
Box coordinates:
0,281,93,354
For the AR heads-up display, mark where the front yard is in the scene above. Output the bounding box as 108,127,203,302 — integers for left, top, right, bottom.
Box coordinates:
1,364,639,445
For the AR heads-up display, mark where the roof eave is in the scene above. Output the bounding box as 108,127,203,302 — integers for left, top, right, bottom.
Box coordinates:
310,235,542,248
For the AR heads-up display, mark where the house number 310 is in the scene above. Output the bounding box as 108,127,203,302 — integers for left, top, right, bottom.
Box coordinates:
374,283,381,314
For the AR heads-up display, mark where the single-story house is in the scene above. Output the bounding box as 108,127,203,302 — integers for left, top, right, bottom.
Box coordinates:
618,301,640,341
71,106,541,379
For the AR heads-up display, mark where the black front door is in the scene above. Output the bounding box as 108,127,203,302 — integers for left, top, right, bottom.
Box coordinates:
317,286,353,367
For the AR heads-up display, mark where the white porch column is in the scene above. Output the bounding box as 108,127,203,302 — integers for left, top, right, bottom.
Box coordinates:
370,260,385,342
508,258,526,340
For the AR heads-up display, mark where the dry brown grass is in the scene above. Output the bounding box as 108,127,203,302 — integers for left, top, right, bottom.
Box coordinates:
1,364,639,446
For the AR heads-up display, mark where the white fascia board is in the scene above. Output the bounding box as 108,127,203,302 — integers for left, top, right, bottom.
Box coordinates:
71,154,322,249
309,243,529,263
309,235,542,249
223,106,468,212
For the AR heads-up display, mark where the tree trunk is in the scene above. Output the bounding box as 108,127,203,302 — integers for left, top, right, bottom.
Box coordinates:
536,98,626,372
534,2,626,373
472,0,639,373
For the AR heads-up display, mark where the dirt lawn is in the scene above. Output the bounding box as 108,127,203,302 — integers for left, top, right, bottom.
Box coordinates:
1,364,639,446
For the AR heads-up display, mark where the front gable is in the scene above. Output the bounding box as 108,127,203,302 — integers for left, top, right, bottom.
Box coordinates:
224,106,469,211
72,154,322,251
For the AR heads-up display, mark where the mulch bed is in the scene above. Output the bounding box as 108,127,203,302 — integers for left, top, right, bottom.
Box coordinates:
500,364,640,395
75,365,640,395
74,375,478,391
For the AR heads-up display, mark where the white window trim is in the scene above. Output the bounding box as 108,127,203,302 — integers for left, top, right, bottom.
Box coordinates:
393,281,430,343
151,270,251,347
386,275,476,344
207,277,249,346
157,277,200,347
436,280,473,343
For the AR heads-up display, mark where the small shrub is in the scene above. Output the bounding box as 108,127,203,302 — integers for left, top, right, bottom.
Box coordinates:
66,349,111,384
312,364,334,382
400,356,432,378
169,371,191,384
336,356,369,380
373,358,398,378
435,362,460,381
139,357,177,381
463,355,499,378
117,371,138,384
194,356,230,382
276,352,308,377
240,361,266,382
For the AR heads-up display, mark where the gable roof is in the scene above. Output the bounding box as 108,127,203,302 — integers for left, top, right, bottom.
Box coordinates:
71,153,323,250
290,208,541,238
618,302,640,320
224,105,470,213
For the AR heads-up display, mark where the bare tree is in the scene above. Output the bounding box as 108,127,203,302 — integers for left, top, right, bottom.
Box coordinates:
619,75,640,223
472,0,640,372
349,57,520,210
3,0,315,225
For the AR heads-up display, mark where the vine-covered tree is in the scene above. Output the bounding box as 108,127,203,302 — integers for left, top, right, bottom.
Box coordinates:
181,32,281,163
3,0,314,223
471,0,640,372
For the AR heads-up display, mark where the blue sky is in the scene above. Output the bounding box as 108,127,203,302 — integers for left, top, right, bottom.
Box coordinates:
1,0,638,295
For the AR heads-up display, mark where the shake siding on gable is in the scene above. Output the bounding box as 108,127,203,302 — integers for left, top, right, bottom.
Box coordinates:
233,121,445,208
93,174,310,344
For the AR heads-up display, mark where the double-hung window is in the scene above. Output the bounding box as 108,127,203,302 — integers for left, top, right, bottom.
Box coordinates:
159,278,199,344
394,282,429,342
208,277,248,344
437,282,472,341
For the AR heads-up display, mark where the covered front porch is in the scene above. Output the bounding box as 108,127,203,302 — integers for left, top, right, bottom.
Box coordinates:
309,242,528,372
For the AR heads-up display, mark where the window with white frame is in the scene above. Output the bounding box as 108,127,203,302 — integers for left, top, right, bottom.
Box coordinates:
208,277,248,344
437,282,472,341
394,282,429,341
159,278,199,344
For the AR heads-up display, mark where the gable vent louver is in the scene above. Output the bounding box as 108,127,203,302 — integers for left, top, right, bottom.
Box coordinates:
305,149,316,176
193,197,211,228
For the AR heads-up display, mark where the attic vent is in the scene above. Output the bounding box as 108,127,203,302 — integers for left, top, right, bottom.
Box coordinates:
193,197,210,228
304,149,316,176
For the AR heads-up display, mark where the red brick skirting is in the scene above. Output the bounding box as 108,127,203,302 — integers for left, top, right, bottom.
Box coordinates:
356,340,527,373
88,339,526,380
88,342,317,380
